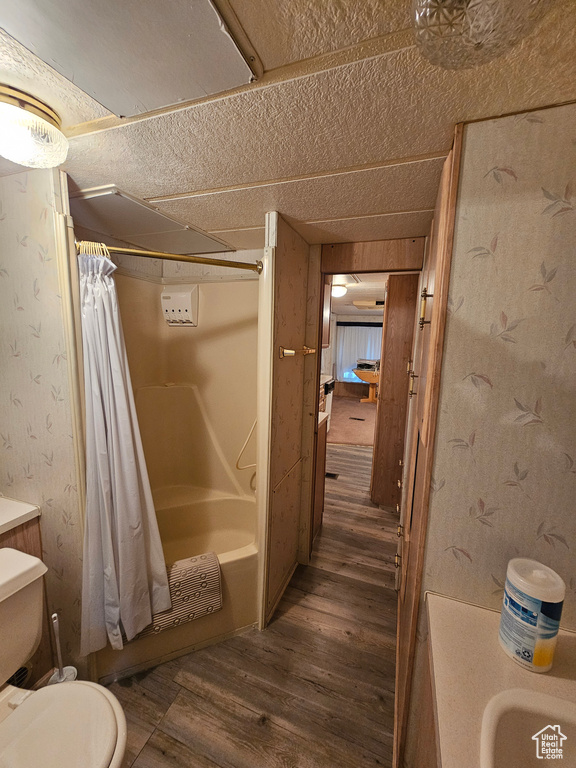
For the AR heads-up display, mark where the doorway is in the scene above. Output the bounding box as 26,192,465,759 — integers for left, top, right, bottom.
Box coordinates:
316,265,420,523
323,273,385,450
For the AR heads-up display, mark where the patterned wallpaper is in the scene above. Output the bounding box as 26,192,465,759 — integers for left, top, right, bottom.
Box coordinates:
423,102,576,628
0,170,85,669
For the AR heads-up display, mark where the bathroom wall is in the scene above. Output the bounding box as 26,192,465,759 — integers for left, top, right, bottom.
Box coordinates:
423,101,576,626
115,274,258,497
0,169,85,670
404,101,576,767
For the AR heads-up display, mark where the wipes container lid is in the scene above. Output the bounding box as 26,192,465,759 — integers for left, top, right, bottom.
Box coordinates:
507,558,565,603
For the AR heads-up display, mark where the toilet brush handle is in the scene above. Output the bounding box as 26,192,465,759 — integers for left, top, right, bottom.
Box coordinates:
51,612,65,682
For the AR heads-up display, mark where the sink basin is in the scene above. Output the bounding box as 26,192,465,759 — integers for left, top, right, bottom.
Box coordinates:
353,368,379,384
480,688,576,768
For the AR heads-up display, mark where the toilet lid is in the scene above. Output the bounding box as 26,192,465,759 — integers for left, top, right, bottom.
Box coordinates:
0,682,117,768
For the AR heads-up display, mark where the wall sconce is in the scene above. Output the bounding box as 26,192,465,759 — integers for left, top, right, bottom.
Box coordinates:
331,285,348,298
0,84,69,169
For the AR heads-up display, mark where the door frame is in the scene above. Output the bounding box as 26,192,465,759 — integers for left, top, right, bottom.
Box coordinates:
393,125,464,767
312,238,426,521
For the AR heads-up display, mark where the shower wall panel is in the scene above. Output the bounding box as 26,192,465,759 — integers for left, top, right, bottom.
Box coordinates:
116,275,258,497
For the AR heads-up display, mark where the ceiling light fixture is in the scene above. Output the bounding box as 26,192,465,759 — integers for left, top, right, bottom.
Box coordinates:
412,0,553,70
331,285,348,298
0,85,68,169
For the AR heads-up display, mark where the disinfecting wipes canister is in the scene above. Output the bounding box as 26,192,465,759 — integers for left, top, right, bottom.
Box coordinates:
499,558,565,673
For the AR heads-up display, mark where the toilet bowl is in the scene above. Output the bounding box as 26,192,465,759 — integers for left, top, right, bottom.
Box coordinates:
0,548,127,767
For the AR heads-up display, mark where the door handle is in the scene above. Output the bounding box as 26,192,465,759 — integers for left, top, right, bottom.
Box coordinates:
279,346,316,358
408,371,418,398
419,287,434,330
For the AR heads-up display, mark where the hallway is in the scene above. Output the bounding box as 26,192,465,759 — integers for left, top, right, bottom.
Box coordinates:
112,444,398,768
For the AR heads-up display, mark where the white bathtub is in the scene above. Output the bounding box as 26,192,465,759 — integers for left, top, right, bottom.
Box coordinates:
96,487,258,683
154,487,256,566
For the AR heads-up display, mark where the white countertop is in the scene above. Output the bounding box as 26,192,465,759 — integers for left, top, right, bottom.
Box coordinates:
318,410,329,427
0,496,40,536
427,592,576,768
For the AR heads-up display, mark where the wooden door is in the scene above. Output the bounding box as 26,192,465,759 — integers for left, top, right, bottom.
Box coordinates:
393,126,463,767
263,213,311,623
370,274,419,508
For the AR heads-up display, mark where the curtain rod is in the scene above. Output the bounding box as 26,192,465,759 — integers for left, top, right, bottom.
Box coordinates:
75,241,263,274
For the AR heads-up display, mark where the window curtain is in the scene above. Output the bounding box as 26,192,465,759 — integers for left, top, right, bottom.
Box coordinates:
78,248,171,656
336,324,383,383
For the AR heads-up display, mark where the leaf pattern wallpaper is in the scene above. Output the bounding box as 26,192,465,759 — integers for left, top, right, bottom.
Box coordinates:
423,102,576,628
0,170,85,671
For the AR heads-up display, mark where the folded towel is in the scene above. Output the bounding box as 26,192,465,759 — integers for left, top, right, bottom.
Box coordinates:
136,552,222,639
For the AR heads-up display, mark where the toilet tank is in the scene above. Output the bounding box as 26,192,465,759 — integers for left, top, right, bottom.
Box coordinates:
0,549,47,684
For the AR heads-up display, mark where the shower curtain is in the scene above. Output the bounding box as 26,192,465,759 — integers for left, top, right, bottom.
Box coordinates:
78,248,171,656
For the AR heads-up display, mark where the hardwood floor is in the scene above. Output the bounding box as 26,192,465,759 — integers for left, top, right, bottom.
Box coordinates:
111,445,398,768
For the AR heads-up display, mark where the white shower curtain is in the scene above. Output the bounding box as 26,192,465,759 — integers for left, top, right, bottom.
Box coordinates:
79,250,171,656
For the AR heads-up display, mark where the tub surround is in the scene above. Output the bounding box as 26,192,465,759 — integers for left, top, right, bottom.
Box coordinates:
95,492,258,683
115,275,258,499
427,593,576,768
93,268,260,681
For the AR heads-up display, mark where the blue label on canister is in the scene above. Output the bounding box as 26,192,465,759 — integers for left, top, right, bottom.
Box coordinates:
499,577,563,669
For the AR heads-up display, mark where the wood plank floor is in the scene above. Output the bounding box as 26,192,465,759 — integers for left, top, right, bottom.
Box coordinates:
111,444,398,768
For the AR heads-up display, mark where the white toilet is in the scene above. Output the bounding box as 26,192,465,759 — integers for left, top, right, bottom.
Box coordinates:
0,548,127,767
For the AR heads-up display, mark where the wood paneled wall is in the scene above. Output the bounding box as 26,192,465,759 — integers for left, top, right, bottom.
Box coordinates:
334,381,369,399
321,238,424,274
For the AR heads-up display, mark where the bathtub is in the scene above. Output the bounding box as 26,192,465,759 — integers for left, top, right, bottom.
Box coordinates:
95,487,258,683
154,487,256,566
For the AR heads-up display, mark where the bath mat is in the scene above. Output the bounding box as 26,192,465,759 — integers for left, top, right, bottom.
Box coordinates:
136,552,222,639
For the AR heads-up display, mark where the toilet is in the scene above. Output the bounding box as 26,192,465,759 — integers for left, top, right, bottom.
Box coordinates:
0,548,127,767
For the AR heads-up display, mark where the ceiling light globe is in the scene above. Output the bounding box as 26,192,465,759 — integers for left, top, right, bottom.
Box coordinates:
0,101,68,168
412,0,553,70
331,285,348,298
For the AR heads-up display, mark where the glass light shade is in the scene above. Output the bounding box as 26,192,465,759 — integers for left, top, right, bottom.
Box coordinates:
331,285,348,298
413,0,552,70
0,101,69,168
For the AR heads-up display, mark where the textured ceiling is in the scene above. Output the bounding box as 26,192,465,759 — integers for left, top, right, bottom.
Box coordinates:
331,273,388,317
226,0,412,70
1,0,575,250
